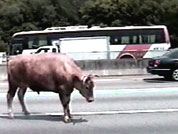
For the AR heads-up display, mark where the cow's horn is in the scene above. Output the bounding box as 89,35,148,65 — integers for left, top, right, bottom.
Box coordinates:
81,76,88,84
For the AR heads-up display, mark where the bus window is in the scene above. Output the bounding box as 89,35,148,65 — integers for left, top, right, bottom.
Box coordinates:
39,37,48,46
28,36,47,49
110,29,165,45
121,36,130,44
11,43,23,55
28,37,38,49
10,37,24,55
110,36,121,44
132,36,138,44
148,35,156,43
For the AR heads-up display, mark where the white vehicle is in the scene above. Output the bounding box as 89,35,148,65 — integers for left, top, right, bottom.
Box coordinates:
9,25,170,60
0,52,7,63
22,45,59,55
58,37,109,60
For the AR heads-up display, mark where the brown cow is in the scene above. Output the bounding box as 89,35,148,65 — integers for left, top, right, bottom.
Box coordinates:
7,53,96,122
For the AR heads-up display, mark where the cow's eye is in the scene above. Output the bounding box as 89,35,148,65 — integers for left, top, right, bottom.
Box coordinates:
86,85,90,90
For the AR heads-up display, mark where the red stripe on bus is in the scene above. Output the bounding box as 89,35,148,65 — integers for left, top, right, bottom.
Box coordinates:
117,44,151,59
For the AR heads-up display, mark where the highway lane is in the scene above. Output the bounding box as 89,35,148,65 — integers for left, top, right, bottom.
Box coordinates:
96,75,178,90
1,74,178,91
1,75,178,134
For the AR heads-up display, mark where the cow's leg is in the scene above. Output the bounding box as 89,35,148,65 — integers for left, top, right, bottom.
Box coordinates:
18,87,30,115
59,93,72,123
7,83,18,119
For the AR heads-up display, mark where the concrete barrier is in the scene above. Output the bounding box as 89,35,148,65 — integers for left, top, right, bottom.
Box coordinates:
0,59,149,81
76,59,149,76
0,64,7,81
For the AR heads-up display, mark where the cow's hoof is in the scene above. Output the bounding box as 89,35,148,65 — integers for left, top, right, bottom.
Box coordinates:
64,116,71,123
69,115,73,120
8,113,14,119
23,111,30,116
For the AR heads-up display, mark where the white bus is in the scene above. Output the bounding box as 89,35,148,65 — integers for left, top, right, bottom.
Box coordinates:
9,25,170,60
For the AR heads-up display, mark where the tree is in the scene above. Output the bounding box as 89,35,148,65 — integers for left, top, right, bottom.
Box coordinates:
161,0,178,48
79,0,178,48
1,0,178,51
0,0,74,51
79,0,115,26
80,0,165,26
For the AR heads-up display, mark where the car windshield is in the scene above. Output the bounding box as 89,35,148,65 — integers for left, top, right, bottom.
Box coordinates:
163,49,178,58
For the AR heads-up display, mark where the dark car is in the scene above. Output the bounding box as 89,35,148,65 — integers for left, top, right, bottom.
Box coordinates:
147,48,178,80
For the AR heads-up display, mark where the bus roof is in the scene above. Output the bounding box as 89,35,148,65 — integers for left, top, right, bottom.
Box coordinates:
12,25,167,37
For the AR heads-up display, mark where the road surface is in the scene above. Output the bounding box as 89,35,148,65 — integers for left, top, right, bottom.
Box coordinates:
0,75,178,134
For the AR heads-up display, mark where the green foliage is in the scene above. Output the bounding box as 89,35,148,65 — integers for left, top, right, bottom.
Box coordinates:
80,0,167,26
0,0,80,52
0,40,7,52
80,0,115,26
80,0,178,48
1,0,178,51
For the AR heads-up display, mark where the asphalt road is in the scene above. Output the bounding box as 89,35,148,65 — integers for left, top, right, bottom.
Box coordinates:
1,75,178,134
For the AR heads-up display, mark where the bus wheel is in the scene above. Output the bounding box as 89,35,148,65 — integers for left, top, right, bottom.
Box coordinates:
119,55,134,59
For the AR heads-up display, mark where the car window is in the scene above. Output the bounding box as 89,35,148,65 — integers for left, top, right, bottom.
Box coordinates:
164,49,178,58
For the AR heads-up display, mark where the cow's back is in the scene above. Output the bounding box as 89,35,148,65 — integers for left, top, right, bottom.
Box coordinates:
7,53,84,91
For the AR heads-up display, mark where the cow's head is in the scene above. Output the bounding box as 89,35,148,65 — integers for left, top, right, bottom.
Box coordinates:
74,74,97,103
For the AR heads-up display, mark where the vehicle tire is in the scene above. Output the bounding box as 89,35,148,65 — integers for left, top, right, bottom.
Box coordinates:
172,69,178,81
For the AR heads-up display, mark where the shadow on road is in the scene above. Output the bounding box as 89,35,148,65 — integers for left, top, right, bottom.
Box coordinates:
143,77,174,83
0,113,88,124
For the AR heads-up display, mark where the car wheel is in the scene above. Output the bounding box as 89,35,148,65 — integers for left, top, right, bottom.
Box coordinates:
172,69,178,81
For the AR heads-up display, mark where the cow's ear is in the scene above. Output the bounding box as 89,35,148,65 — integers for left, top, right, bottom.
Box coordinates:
84,74,99,84
72,75,81,82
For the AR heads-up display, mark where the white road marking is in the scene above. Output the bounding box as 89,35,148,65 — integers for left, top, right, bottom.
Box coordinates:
94,78,122,82
0,87,178,98
1,88,178,117
1,108,178,117
52,108,178,115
